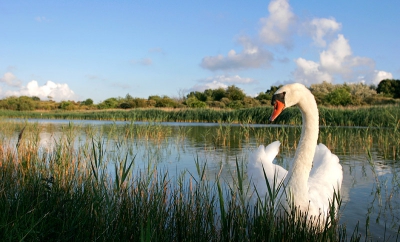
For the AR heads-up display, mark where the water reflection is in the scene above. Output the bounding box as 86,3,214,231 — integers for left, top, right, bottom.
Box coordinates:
6,119,400,240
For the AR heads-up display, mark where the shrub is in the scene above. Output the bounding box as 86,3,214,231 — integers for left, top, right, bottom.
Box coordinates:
323,87,352,106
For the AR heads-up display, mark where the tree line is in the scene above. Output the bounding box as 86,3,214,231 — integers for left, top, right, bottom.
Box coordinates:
0,79,399,111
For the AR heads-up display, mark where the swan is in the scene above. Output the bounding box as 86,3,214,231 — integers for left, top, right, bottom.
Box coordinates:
247,83,343,223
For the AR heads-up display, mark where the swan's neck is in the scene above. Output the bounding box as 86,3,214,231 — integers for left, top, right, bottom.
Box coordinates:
286,92,319,207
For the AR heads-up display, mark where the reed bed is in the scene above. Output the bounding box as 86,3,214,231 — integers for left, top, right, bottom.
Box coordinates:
0,121,371,241
0,122,400,241
1,104,400,127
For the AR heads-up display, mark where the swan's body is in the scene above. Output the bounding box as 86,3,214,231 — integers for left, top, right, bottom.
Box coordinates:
247,83,343,222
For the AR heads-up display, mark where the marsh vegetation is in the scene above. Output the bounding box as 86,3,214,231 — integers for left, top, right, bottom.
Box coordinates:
0,119,399,241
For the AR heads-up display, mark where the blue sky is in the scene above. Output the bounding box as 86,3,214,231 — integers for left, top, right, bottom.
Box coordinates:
1,0,399,103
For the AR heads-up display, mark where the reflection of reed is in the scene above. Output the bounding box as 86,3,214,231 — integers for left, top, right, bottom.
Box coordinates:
16,125,26,148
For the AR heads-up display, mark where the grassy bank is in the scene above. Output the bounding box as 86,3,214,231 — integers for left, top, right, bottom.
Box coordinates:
0,122,367,241
1,104,400,127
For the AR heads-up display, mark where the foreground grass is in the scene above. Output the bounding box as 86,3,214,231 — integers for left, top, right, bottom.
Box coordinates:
1,104,400,127
0,123,363,241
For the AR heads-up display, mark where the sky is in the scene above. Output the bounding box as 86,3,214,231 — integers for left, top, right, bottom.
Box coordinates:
1,0,399,103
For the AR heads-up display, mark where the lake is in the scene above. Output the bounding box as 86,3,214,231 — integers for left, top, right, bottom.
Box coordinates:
7,118,400,241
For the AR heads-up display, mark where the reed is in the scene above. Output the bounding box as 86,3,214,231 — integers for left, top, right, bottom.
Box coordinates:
0,118,400,241
0,121,368,241
2,104,400,127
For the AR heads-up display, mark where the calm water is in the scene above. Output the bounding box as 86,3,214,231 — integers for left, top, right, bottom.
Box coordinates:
10,119,400,241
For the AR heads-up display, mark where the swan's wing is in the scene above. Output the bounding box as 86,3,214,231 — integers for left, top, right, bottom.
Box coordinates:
308,143,343,213
247,141,287,198
263,140,281,162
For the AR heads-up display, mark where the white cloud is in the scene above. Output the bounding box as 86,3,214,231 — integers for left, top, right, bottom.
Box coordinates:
200,36,273,71
319,34,353,74
188,81,228,93
372,70,393,85
294,34,387,85
259,0,295,47
199,75,256,85
3,80,77,101
0,72,22,87
320,34,375,80
187,75,255,93
308,17,341,47
293,58,332,85
199,0,393,87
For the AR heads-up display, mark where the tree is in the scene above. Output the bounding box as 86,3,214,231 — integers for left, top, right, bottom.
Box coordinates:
211,88,226,101
203,89,214,101
186,91,208,102
125,93,133,101
226,85,245,101
82,98,94,106
377,79,400,98
255,85,283,101
119,102,132,109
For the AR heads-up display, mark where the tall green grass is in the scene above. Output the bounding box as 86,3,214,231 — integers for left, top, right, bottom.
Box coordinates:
1,104,400,127
0,121,366,241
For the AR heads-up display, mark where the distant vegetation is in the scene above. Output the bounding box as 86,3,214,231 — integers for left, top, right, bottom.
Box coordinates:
0,79,399,111
2,105,399,127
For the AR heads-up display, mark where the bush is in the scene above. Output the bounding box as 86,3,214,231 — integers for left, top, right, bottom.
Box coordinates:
227,100,244,109
323,87,352,106
120,102,133,109
98,98,119,109
155,96,178,108
186,97,206,108
59,101,77,110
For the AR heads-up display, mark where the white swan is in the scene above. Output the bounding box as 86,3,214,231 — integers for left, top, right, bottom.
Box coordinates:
247,83,343,222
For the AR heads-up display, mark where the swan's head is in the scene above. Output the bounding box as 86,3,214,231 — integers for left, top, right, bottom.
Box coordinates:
269,83,309,122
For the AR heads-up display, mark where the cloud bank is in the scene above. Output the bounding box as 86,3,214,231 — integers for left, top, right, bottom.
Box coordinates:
294,34,391,85
200,37,273,71
199,0,393,87
0,73,77,101
187,75,255,93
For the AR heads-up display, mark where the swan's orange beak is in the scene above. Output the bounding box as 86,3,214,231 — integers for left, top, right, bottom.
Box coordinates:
269,100,285,122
